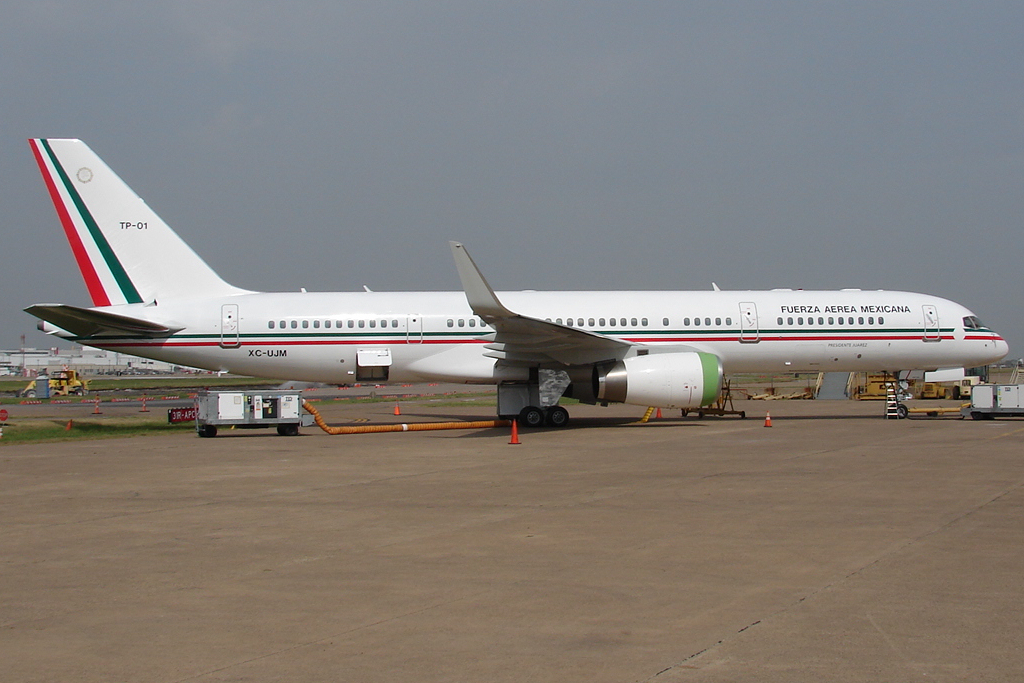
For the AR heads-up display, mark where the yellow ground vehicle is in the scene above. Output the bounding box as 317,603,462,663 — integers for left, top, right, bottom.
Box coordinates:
853,374,916,400
918,382,953,400
20,369,90,398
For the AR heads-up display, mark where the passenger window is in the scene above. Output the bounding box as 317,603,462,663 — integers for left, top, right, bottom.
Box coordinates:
879,316,884,324
324,320,331,328
313,320,320,328
358,320,365,328
369,320,376,328
578,318,585,326
302,320,309,329
848,317,854,325
280,320,286,329
828,317,834,325
469,319,476,327
787,317,793,325
620,318,627,326
817,317,823,325
715,318,721,326
641,318,648,326
447,319,454,327
704,318,711,326
797,317,803,325
268,321,275,329
609,318,616,327
868,317,874,325
458,319,465,327
291,320,298,329
348,320,355,328
777,317,783,325
726,317,732,326
837,317,843,325
685,318,691,326
663,318,669,326
588,318,595,326
858,317,864,325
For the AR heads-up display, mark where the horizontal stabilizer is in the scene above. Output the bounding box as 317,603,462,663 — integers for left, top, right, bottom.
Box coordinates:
25,304,182,338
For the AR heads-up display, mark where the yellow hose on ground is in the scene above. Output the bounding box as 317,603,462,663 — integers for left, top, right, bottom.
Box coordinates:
303,401,510,435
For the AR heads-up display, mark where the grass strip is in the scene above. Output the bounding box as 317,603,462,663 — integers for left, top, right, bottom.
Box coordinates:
0,419,194,445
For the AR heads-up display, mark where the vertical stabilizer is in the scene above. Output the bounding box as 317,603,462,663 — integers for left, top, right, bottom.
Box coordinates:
29,139,249,306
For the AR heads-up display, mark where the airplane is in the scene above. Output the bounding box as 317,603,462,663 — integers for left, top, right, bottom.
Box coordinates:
25,139,1009,427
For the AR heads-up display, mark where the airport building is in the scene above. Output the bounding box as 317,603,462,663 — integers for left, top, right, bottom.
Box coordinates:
0,346,186,376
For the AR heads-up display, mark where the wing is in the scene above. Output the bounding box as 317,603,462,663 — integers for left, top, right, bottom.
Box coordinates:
25,303,182,338
449,242,631,366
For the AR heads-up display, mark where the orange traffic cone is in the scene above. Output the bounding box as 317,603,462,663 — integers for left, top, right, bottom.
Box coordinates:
764,412,772,427
92,397,102,415
65,420,73,431
509,419,521,445
655,408,663,419
394,402,401,416
140,395,150,412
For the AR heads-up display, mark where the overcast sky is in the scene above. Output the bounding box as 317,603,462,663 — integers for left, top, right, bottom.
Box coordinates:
2,1,1021,359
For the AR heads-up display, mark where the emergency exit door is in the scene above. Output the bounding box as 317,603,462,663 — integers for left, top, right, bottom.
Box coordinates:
739,302,760,343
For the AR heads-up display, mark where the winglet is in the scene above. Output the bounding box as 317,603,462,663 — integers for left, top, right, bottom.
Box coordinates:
449,242,515,320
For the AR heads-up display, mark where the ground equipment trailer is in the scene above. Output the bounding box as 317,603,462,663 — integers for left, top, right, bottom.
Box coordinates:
962,384,1024,420
195,390,314,437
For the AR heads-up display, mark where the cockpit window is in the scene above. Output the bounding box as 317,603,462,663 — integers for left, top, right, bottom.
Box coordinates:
963,316,983,330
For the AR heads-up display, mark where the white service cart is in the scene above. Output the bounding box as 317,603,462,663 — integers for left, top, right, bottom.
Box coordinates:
195,390,314,437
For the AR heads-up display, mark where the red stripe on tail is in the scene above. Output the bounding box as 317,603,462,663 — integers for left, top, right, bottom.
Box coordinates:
29,140,110,306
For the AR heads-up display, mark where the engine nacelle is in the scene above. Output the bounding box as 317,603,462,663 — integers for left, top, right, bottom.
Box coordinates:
595,352,723,409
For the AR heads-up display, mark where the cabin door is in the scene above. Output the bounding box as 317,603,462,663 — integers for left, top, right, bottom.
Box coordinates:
922,305,941,341
220,304,240,348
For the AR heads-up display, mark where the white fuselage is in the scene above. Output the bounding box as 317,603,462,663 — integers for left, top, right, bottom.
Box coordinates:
67,288,1007,383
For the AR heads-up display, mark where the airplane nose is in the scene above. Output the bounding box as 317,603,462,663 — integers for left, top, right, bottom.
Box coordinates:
995,337,1009,359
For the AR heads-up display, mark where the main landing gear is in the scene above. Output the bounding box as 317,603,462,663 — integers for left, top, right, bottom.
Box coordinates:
499,376,572,429
518,405,570,429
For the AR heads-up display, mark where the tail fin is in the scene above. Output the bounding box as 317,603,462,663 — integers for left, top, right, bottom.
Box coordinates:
29,139,249,306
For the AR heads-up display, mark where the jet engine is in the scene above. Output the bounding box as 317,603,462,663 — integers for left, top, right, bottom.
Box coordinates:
595,352,723,409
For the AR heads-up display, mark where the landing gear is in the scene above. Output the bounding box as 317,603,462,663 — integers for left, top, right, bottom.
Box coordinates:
544,406,570,428
518,406,546,429
500,375,571,428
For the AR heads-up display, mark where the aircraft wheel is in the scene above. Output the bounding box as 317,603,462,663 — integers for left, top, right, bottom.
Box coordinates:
896,404,909,419
545,406,570,428
277,424,299,436
518,406,545,429
25,390,36,399
197,424,218,438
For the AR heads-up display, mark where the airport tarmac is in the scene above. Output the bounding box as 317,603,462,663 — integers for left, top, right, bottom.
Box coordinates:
2,398,1022,682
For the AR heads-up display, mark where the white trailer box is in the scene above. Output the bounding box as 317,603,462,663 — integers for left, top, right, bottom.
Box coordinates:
196,390,314,437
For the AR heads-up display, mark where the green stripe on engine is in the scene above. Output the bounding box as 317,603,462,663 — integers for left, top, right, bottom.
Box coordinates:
698,352,722,406
41,139,143,304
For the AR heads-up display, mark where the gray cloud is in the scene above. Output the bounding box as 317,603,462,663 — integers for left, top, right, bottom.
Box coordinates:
1,1,1021,357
